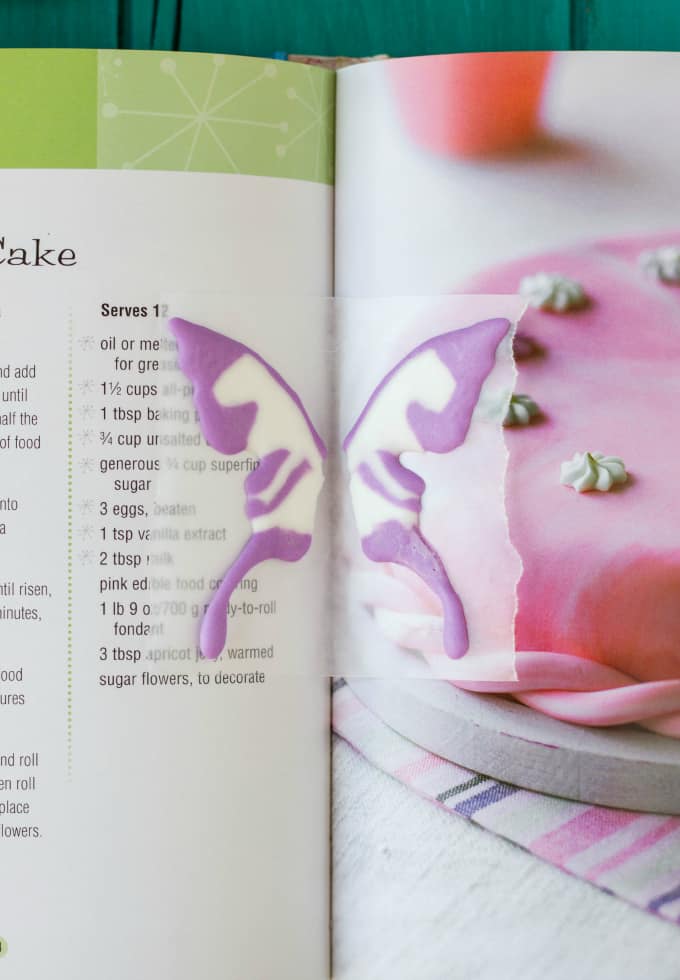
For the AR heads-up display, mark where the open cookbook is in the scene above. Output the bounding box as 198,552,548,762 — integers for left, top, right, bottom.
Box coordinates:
2,48,680,978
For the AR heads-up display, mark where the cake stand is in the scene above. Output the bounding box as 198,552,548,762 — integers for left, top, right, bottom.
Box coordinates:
347,677,680,814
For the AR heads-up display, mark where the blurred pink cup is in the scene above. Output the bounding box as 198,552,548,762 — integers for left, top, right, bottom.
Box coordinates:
390,51,553,158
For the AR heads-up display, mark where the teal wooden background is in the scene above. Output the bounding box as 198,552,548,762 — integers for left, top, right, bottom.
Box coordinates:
0,0,679,54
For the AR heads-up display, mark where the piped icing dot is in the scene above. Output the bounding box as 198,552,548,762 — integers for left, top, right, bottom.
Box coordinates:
504,393,540,426
638,245,680,284
560,451,628,493
519,272,587,312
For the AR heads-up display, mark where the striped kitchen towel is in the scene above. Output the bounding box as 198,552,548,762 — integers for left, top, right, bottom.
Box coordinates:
332,678,680,924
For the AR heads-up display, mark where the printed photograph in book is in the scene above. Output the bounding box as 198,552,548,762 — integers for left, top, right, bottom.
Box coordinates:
333,52,680,980
337,50,680,740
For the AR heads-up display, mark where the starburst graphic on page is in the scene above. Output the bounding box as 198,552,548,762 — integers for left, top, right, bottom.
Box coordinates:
276,71,334,181
97,51,334,183
99,54,122,99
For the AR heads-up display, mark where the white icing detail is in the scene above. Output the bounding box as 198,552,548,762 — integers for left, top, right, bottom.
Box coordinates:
212,354,323,534
504,393,539,426
639,245,680,284
256,458,293,506
346,349,456,466
371,452,416,504
519,273,587,312
560,451,628,493
345,349,456,535
349,472,418,537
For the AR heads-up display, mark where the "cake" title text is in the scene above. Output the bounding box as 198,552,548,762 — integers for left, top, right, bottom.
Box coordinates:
0,236,77,267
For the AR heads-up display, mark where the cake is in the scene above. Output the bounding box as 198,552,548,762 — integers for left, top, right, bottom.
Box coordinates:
351,233,680,737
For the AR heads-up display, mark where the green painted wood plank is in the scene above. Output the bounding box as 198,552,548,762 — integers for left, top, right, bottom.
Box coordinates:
0,0,117,48
119,0,155,48
572,0,680,49
151,0,181,49
177,0,572,59
1,0,680,55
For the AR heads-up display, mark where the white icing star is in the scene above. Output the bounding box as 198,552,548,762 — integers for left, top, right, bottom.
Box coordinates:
504,393,540,426
560,451,628,493
638,245,680,284
519,273,587,312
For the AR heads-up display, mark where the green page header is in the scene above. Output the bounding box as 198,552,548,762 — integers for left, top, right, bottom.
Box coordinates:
0,49,335,184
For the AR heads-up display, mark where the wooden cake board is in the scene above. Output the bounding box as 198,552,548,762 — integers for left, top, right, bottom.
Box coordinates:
347,677,680,814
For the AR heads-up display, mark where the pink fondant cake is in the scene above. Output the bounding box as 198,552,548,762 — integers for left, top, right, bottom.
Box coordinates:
356,233,680,736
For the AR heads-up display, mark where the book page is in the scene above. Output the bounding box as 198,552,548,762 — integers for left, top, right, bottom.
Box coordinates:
333,50,680,975
0,50,333,979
